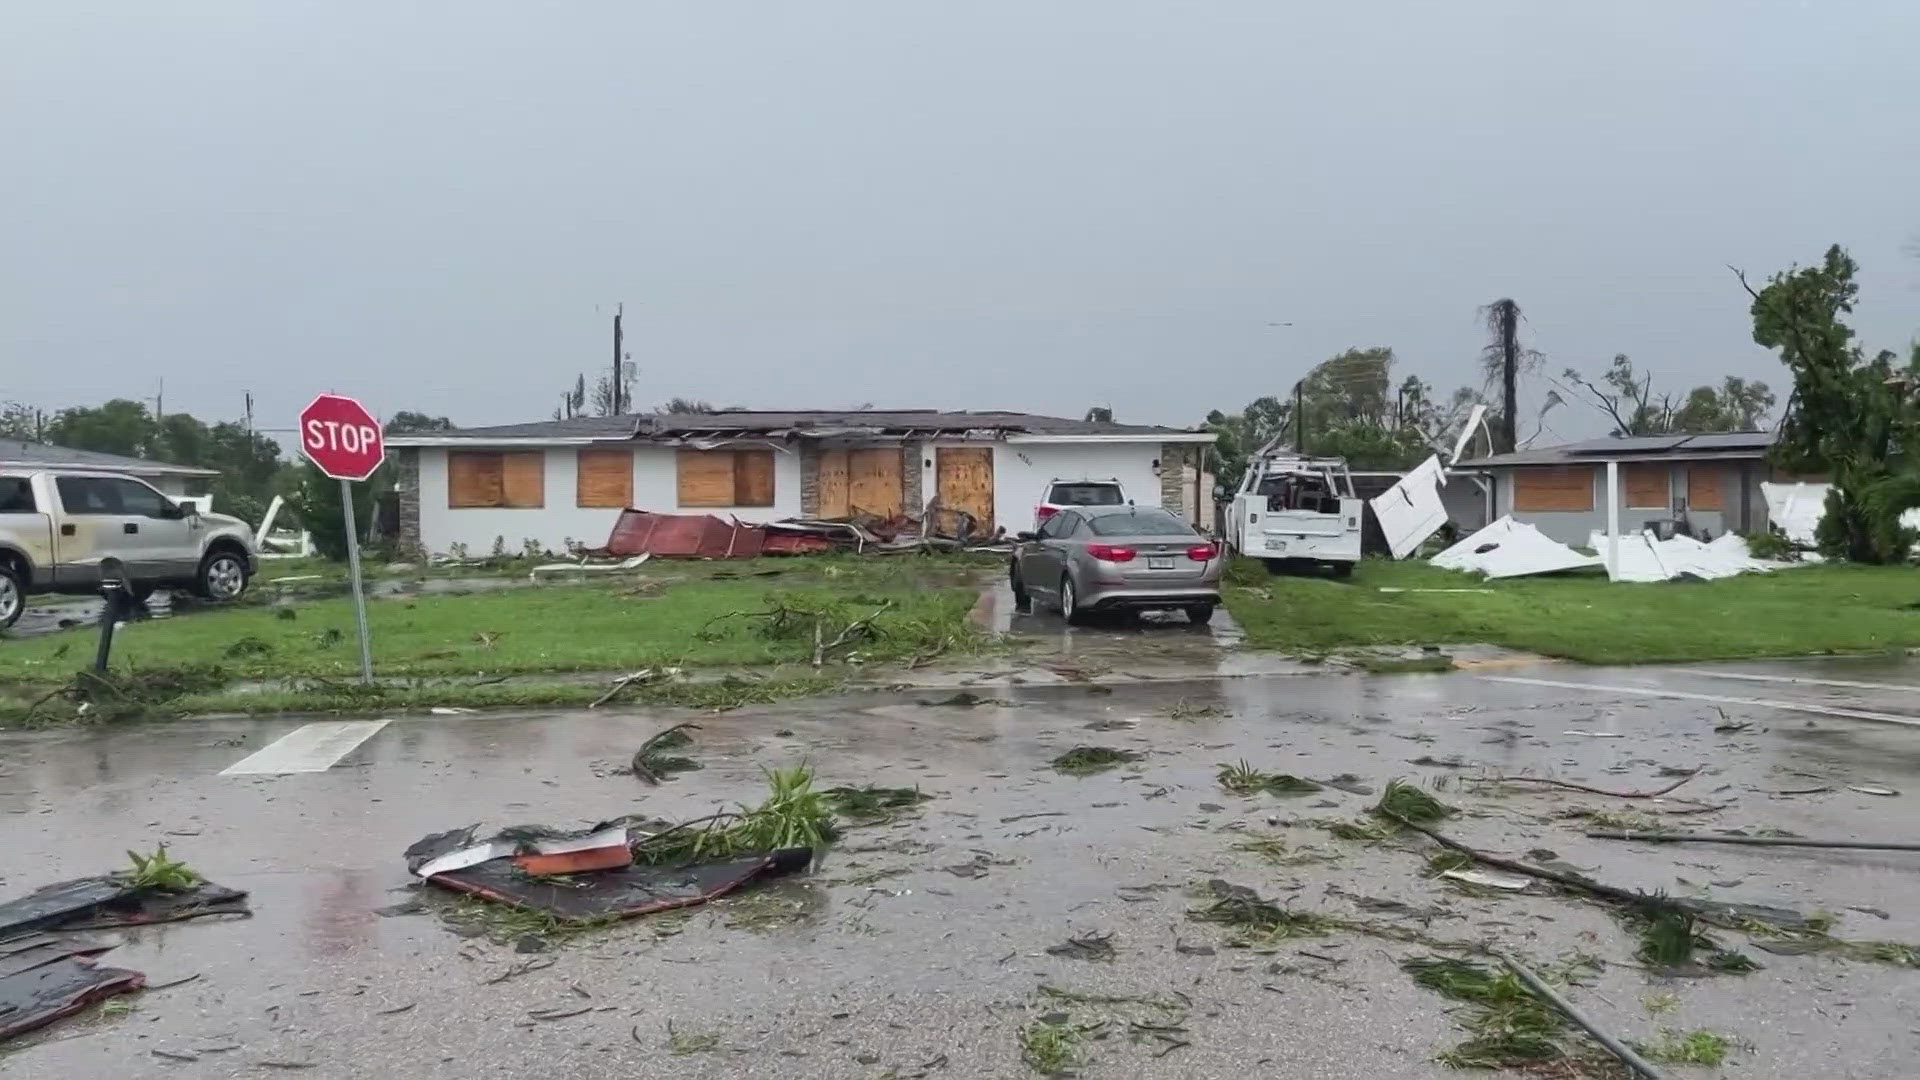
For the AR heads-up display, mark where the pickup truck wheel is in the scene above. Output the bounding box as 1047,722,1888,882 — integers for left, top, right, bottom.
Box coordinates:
1327,561,1354,580
196,550,250,601
0,564,21,630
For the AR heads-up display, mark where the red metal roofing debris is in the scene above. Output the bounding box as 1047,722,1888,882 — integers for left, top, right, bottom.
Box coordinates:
604,511,841,559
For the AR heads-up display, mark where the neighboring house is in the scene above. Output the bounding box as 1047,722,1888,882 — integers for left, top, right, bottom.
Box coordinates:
385,410,1217,556
0,440,216,497
1457,430,1812,545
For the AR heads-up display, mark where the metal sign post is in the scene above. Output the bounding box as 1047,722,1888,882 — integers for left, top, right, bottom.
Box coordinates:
299,393,386,686
340,479,375,684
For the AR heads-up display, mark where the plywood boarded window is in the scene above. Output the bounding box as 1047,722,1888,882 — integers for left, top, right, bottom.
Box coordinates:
846,448,903,517
448,451,545,508
1512,466,1593,512
576,448,633,508
1687,464,1726,511
1623,463,1669,509
676,449,776,507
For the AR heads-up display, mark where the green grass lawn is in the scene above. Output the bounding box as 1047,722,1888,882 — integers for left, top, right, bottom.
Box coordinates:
0,555,987,700
1223,557,1920,664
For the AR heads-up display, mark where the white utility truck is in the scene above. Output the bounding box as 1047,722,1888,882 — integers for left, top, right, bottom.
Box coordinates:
1224,450,1363,576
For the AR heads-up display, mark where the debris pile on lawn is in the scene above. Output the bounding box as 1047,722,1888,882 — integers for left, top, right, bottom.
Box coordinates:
406,765,841,924
1585,530,1782,583
0,847,247,1043
1430,516,1600,578
592,505,1007,561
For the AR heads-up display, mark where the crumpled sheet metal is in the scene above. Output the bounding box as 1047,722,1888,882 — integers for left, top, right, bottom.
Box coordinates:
1586,530,1775,583
1430,516,1600,578
0,877,250,938
1369,454,1449,560
603,511,849,559
405,826,812,923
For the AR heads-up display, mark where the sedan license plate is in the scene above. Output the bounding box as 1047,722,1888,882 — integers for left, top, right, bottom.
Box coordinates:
1147,556,1175,569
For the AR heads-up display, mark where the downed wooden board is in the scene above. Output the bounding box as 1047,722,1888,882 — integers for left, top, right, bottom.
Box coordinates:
419,847,813,923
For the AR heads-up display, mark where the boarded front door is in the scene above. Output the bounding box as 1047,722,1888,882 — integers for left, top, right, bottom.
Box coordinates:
936,447,994,534
847,448,903,517
816,449,851,517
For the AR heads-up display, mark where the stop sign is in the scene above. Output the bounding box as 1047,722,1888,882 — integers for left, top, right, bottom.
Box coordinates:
299,393,385,481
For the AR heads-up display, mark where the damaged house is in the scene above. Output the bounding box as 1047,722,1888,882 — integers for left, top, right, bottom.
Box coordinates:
1455,430,1818,546
386,410,1216,557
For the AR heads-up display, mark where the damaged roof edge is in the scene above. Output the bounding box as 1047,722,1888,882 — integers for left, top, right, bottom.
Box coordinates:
387,411,1215,447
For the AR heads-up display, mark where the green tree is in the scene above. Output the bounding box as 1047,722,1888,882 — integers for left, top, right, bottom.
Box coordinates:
0,401,45,441
289,461,376,562
386,411,454,434
658,398,718,414
1740,245,1920,562
1564,356,1774,435
44,399,156,457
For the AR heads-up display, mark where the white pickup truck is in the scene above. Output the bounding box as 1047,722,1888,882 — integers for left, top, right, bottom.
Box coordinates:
1224,451,1364,576
0,469,257,629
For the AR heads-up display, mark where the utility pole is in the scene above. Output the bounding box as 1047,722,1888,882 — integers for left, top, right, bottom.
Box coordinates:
154,378,164,421
612,304,625,415
244,392,254,435
1499,303,1519,452
1293,380,1305,454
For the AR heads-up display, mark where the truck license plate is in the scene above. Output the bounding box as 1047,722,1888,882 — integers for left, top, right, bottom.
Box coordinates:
1147,557,1175,569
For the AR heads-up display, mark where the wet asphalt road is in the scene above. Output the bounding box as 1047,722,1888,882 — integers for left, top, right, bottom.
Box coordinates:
7,647,1920,1077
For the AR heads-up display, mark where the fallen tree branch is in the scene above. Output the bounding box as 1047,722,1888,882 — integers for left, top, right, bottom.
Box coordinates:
1492,950,1670,1080
1380,810,1664,909
628,721,701,783
1485,769,1701,800
591,668,660,709
1585,830,1920,852
812,601,892,667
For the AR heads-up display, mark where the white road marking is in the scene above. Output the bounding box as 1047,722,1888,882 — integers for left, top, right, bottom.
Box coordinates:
220,720,391,775
1479,676,1920,730
1662,669,1920,694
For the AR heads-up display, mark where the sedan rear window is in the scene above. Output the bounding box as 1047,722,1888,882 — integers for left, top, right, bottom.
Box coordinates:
1086,510,1195,536
1048,483,1123,506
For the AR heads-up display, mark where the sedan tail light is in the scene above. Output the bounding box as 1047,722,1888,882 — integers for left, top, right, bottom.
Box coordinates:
1086,543,1136,562
1187,543,1219,561
1035,505,1059,520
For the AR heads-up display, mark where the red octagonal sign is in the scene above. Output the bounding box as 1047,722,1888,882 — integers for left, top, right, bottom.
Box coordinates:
300,393,384,481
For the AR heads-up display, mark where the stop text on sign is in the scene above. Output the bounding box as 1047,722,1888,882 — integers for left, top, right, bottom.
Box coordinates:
304,418,380,455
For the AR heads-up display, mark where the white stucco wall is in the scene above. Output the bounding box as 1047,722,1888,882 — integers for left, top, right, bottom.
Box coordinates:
915,440,1168,535
415,445,803,555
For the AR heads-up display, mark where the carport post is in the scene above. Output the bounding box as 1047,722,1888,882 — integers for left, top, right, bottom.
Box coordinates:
1605,460,1620,578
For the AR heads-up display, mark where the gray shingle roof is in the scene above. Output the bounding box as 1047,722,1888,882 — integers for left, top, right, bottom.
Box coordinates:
0,440,218,477
1457,429,1778,468
390,410,1206,444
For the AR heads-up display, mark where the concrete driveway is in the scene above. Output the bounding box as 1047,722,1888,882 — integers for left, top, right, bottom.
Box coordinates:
4,658,1920,1077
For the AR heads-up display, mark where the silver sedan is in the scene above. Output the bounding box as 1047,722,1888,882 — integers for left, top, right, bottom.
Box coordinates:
1010,504,1224,625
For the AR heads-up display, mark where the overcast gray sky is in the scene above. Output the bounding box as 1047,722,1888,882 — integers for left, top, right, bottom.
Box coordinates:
6,2,1917,437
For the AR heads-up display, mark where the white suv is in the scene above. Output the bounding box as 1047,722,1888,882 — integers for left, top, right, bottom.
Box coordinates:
1034,478,1129,530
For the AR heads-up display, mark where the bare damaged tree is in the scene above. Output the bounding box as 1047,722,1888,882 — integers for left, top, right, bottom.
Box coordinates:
1477,299,1540,452
1561,353,1668,436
